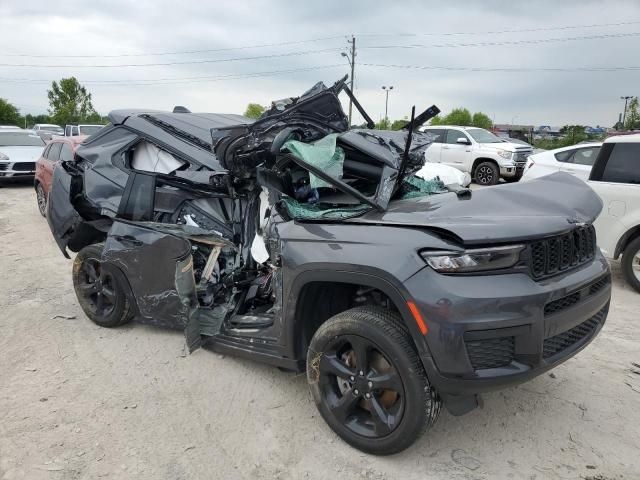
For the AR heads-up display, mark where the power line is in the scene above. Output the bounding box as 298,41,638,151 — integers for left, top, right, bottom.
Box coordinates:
360,62,640,72
359,31,640,51
0,47,342,68
355,20,640,38
0,36,347,59
0,64,346,86
3,20,639,59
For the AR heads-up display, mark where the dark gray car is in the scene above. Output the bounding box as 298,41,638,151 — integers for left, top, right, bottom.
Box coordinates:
46,77,610,455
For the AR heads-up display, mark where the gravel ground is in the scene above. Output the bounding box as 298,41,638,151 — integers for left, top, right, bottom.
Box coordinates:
1,180,639,480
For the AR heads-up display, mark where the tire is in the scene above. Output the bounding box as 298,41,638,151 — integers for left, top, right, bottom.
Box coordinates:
35,183,47,217
474,161,499,185
72,244,134,328
306,306,441,455
621,236,640,293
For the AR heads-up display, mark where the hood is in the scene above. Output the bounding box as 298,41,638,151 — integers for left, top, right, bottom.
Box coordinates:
345,172,602,245
483,142,532,153
0,146,44,162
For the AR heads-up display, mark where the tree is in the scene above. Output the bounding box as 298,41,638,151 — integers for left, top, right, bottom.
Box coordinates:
429,109,492,128
243,103,265,119
375,118,390,130
47,77,98,125
0,98,22,126
443,108,472,126
391,117,408,130
471,112,493,129
625,97,640,130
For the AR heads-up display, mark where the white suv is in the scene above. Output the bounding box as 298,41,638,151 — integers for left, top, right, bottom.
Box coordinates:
422,126,533,185
588,134,640,292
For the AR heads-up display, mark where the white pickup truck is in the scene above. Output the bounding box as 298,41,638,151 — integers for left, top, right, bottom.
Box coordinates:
422,126,533,185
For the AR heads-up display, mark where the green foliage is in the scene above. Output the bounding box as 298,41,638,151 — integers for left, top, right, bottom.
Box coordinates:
428,108,492,129
625,97,640,130
391,117,408,130
47,77,98,125
243,103,265,119
0,98,22,126
444,108,473,126
25,113,52,127
533,124,603,150
375,118,390,130
471,112,493,129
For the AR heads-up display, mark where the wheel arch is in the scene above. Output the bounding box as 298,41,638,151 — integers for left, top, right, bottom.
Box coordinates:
471,157,499,175
285,268,430,364
614,223,640,259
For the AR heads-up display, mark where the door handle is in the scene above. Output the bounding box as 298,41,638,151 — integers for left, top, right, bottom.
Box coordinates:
442,146,450,149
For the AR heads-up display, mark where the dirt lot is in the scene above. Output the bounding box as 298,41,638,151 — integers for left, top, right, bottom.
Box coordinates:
1,181,639,480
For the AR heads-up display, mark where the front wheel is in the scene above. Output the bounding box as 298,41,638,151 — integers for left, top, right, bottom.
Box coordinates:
622,237,640,293
474,161,499,185
72,244,134,328
307,306,441,455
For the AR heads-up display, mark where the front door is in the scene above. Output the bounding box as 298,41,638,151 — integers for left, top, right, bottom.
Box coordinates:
560,146,600,182
440,129,472,170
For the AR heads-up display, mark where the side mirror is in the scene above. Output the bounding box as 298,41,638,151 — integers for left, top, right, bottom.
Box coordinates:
457,137,471,145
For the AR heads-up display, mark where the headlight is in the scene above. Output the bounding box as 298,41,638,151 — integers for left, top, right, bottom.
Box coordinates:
421,245,524,273
0,152,9,161
496,150,512,159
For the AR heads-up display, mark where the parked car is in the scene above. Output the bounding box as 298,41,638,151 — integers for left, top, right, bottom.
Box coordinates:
33,123,64,141
64,124,104,137
422,126,533,185
45,77,610,455
521,142,602,183
587,134,640,292
0,129,46,182
34,135,87,216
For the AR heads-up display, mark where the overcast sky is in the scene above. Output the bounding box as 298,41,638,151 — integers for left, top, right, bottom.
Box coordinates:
2,0,639,127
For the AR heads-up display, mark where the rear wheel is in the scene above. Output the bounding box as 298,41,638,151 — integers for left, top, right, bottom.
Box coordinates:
621,237,640,293
35,183,47,217
72,244,134,328
307,306,440,455
474,161,499,185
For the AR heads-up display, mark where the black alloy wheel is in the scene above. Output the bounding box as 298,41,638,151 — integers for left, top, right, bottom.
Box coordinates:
307,306,441,455
317,334,405,439
72,244,134,328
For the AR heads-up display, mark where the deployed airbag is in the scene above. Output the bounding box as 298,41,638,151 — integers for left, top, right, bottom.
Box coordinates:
132,141,185,174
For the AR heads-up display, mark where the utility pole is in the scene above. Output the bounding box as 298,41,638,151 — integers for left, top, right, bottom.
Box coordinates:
621,96,633,129
342,36,356,126
382,86,393,125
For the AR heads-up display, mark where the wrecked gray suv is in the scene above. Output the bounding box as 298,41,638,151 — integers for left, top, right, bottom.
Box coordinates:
46,77,611,455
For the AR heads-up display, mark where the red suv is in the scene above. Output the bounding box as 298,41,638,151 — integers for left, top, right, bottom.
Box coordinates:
35,136,86,216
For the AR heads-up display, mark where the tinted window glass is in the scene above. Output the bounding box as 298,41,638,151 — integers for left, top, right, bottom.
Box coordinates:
445,129,468,144
554,150,574,163
467,128,502,143
571,147,600,166
60,143,74,162
424,128,445,143
47,142,63,161
71,126,79,136
601,143,640,184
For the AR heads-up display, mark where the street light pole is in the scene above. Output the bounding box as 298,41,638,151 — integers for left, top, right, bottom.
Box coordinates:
621,96,633,129
341,36,356,126
382,86,393,125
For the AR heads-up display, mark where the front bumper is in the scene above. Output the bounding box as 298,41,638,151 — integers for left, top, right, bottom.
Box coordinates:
404,251,610,398
0,161,36,178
